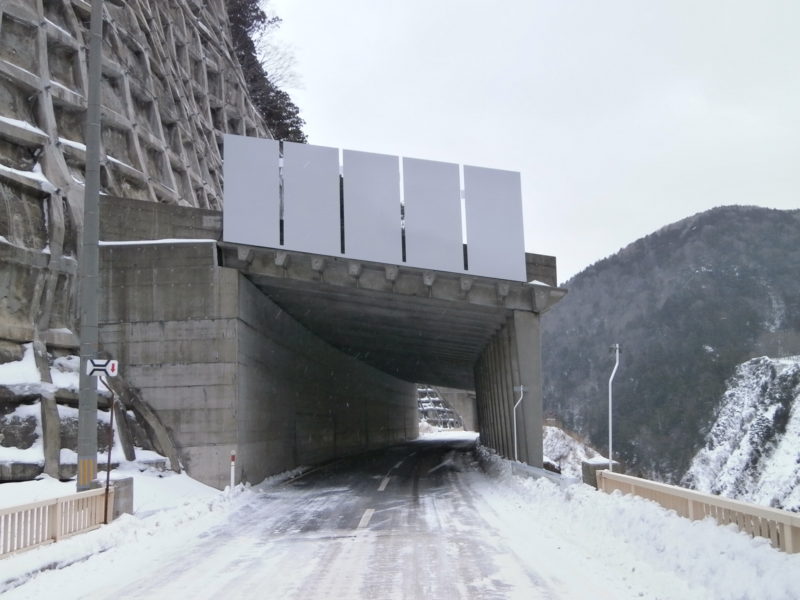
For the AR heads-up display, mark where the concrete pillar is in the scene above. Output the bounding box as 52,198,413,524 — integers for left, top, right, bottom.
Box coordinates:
499,323,516,458
488,337,504,454
475,359,488,440
40,394,61,478
473,310,544,468
512,310,543,467
487,337,501,453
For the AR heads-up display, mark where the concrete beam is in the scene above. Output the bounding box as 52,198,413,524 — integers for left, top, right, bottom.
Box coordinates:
219,242,565,314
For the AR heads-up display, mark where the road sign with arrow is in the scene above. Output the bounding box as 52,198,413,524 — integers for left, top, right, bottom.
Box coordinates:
86,359,119,377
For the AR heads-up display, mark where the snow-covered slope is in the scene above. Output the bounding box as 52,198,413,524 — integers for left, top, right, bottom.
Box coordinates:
682,356,800,512
543,425,604,478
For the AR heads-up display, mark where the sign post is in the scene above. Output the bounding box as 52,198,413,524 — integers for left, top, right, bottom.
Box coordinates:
96,368,118,525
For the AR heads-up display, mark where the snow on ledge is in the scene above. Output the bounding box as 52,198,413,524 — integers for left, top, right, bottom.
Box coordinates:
0,162,58,193
99,239,217,246
584,456,612,466
0,115,47,136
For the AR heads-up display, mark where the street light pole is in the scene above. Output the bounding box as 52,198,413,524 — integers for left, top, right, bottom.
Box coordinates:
608,343,621,472
76,0,104,491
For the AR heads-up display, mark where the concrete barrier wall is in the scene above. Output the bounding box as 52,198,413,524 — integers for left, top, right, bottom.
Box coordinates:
100,241,417,489
235,274,417,485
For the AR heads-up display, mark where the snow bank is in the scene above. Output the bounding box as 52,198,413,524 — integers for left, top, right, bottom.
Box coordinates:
0,468,236,594
477,445,800,600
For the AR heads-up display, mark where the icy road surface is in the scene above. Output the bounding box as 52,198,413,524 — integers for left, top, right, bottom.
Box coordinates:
4,433,799,599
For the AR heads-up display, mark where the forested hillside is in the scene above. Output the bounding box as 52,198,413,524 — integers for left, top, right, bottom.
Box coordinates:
225,0,306,142
542,206,800,481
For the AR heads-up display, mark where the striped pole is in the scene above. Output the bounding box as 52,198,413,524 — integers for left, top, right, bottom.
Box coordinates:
230,450,236,492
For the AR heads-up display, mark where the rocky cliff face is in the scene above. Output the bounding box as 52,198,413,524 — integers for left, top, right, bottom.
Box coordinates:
0,0,269,350
682,356,800,512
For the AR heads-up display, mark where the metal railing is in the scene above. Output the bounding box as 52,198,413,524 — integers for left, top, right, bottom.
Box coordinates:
0,488,113,558
597,470,800,554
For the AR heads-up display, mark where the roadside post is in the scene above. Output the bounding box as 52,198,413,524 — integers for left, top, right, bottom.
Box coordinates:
230,450,236,494
91,359,119,524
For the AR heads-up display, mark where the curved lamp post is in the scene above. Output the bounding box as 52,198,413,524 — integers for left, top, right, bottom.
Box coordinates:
608,343,621,472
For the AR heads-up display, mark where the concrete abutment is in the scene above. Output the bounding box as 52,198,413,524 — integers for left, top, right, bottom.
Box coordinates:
91,198,563,486
99,242,417,489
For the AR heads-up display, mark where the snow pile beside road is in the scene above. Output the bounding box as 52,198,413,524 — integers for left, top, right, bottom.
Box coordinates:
0,464,320,594
476,445,800,600
0,468,240,594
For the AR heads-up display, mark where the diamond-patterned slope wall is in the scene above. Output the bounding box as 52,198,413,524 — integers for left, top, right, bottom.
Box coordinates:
0,0,270,346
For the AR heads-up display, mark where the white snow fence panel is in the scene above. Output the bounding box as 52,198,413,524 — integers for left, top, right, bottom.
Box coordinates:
223,134,527,281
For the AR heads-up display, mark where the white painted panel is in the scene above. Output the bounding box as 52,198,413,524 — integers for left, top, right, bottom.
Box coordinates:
464,166,526,281
282,141,341,255
403,157,464,273
222,134,280,247
342,150,402,264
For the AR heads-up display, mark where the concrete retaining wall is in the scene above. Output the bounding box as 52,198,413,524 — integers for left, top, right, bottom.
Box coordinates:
0,0,268,352
437,387,478,431
99,241,417,488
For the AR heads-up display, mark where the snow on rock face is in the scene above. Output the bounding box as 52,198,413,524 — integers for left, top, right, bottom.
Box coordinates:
682,355,800,512
542,425,604,478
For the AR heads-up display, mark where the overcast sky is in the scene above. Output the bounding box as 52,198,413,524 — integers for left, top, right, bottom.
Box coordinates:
267,0,799,283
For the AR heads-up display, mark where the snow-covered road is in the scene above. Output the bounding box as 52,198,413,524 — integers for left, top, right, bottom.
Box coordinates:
3,433,799,599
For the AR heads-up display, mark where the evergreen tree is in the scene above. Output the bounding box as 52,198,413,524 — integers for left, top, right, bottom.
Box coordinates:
226,0,307,142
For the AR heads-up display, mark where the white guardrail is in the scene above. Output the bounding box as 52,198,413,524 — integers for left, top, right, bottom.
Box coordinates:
597,470,800,554
0,488,113,558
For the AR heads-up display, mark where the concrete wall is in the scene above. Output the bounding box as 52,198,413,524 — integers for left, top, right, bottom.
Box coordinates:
99,241,417,489
236,275,417,484
437,387,478,431
474,311,543,466
0,0,268,354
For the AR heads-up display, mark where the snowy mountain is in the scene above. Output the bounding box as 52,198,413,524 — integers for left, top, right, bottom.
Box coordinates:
681,355,800,512
542,205,800,480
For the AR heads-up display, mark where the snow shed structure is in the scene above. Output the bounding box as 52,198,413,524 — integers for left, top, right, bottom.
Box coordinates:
96,137,564,489
97,190,564,489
